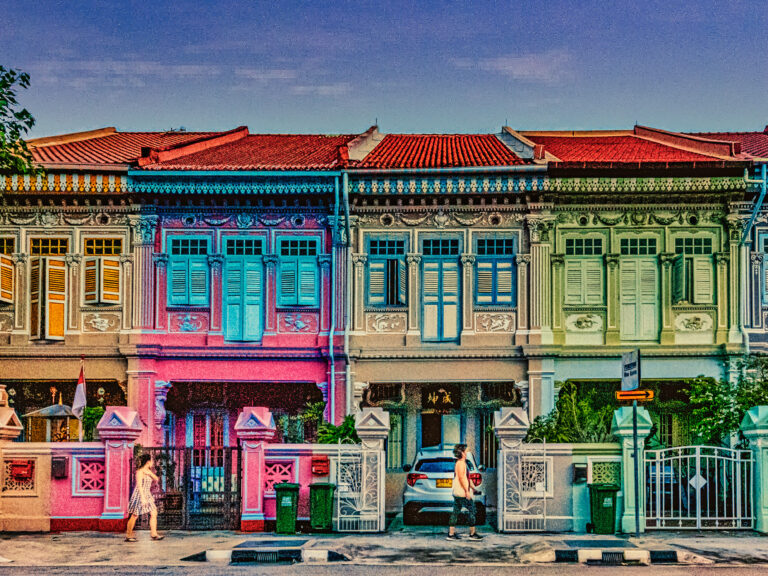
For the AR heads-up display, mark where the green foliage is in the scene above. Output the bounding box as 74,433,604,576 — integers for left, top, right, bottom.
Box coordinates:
689,356,768,446
0,66,38,174
526,380,616,443
317,415,360,444
299,401,326,425
82,406,105,441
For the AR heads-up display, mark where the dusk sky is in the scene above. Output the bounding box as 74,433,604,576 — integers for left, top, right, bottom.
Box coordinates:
3,0,767,138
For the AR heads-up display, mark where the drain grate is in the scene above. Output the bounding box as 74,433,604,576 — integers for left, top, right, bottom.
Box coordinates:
231,549,302,564
235,540,307,548
602,551,624,565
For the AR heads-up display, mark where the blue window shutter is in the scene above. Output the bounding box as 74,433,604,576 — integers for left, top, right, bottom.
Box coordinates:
297,258,318,306
495,260,514,304
397,258,407,305
188,259,209,306
169,259,188,306
441,260,460,340
368,260,386,306
243,260,263,340
422,261,440,340
476,261,494,304
224,260,243,341
278,259,298,306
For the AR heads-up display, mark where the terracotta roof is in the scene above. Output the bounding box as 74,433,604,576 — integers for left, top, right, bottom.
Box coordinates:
29,128,226,166
355,134,527,168
141,133,359,171
690,129,768,160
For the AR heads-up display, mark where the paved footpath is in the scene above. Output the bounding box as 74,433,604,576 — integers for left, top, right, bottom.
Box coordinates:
1,528,767,567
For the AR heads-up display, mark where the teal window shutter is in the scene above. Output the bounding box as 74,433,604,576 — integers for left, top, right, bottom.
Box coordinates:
168,259,188,306
422,261,440,340
397,258,407,305
188,259,209,306
368,260,387,306
297,258,318,306
692,256,713,304
278,259,298,306
243,260,263,340
671,254,685,303
224,261,243,341
441,260,460,340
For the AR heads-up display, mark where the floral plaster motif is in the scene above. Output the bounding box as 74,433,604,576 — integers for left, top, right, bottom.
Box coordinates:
565,314,603,332
279,313,319,333
83,313,120,332
366,313,407,333
0,313,13,332
675,313,713,332
476,313,515,332
169,313,208,333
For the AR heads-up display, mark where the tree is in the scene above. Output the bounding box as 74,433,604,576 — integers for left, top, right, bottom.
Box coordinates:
0,66,37,174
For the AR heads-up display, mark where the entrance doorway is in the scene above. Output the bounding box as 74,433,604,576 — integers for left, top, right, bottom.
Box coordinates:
421,413,461,448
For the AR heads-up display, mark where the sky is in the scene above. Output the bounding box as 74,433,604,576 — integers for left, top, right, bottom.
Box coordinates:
3,0,767,137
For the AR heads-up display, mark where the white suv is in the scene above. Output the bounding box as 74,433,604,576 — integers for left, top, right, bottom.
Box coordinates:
402,446,487,525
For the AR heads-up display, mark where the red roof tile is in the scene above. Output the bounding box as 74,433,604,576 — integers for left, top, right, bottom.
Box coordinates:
691,130,768,159
30,129,225,166
142,133,358,171
355,134,526,168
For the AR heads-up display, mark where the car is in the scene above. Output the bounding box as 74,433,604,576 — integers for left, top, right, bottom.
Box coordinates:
402,446,487,525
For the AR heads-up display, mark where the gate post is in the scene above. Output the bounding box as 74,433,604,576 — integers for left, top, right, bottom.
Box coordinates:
741,405,768,533
0,385,24,531
494,406,530,533
96,406,143,531
235,407,276,532
355,407,390,532
611,406,652,534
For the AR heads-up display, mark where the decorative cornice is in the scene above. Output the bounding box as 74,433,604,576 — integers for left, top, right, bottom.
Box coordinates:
11,253,27,267
2,172,128,194
460,253,476,266
128,215,158,246
130,176,335,196
515,254,531,265
715,252,730,265
65,253,82,268
549,253,565,266
660,252,678,267
318,254,332,269
352,253,368,266
207,254,224,268
263,254,279,268
406,253,422,266
152,253,169,267
605,253,620,267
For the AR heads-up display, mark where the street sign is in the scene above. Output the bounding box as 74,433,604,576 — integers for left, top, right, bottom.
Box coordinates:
615,390,654,402
622,350,641,391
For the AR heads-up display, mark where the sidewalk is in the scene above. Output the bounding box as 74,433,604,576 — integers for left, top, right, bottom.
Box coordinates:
0,528,767,567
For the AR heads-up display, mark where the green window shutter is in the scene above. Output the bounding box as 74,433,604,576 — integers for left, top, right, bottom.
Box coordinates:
692,256,713,304
278,259,298,306
441,260,460,340
368,260,386,306
243,260,262,340
584,259,604,305
496,260,514,304
224,261,243,341
620,259,638,339
297,258,318,306
763,259,768,305
671,254,685,304
397,258,407,305
638,259,658,340
422,261,440,340
168,259,188,306
564,260,584,305
188,259,209,306
476,261,494,304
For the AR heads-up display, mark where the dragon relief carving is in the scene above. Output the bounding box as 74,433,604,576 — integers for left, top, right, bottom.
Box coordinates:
476,313,515,332
83,313,120,332
366,313,407,333
675,313,713,332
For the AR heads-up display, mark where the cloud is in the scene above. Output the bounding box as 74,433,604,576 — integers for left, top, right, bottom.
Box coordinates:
234,68,298,81
451,49,574,83
290,82,351,97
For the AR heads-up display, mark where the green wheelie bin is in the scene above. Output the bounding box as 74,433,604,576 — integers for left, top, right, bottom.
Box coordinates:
588,483,620,534
274,483,300,534
309,483,336,532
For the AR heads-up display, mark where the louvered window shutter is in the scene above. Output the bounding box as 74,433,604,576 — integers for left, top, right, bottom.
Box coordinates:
671,254,685,303
564,260,584,304
441,260,460,340
692,256,713,304
297,258,318,306
368,260,386,306
30,257,40,339
476,261,494,304
397,258,407,305
0,255,14,304
278,259,298,306
188,259,209,306
168,259,188,306
639,259,658,340
224,261,243,341
83,257,99,304
243,260,263,340
620,260,638,339
763,258,768,304
584,259,604,304
45,258,66,340
100,258,121,303
496,260,514,304
422,261,440,340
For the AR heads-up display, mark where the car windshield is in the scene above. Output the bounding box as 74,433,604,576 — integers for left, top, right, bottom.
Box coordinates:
415,458,475,473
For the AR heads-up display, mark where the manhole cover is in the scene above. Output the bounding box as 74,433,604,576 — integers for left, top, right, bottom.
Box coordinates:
235,540,308,549
564,539,636,549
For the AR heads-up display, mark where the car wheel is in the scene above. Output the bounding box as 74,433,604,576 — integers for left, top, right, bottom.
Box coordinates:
475,503,486,526
403,503,420,525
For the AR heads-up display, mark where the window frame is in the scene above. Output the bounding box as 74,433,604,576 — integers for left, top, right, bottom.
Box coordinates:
167,234,211,307
366,234,408,308
83,237,123,305
223,235,265,342
474,234,517,307
385,410,406,471
562,234,605,306
672,233,715,305
420,234,462,343
276,235,320,308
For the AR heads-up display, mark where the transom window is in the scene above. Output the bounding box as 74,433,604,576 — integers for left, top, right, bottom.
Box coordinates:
477,238,515,256
170,237,208,255
0,238,15,255
675,237,712,255
225,238,264,256
422,238,460,256
620,238,657,256
369,239,405,256
279,238,318,256
31,238,68,256
565,237,602,256
85,238,122,256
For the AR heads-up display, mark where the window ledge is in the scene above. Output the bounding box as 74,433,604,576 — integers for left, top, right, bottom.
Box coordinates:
364,307,408,313
276,307,320,312
474,306,517,312
562,305,607,312
672,304,717,312
166,305,211,311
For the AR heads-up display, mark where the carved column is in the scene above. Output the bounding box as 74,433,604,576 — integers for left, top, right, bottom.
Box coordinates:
120,254,133,331
605,253,621,345
460,253,475,335
526,215,554,345
352,253,367,332
319,254,332,333
152,253,168,331
406,253,421,338
515,254,530,346
751,252,764,329
715,252,734,344
263,255,278,334
65,253,81,331
550,253,564,344
129,215,158,330
207,254,224,333
11,253,27,332
659,252,677,345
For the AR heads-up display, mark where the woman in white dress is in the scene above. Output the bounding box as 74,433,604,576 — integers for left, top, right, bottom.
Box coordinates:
125,453,164,542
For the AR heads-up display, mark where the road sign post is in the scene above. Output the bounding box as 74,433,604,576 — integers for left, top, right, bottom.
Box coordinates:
621,349,642,538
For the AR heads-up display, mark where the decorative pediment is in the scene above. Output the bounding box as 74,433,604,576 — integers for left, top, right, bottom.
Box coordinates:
355,407,390,439
610,406,653,437
96,406,143,440
234,407,276,441
741,406,768,437
493,406,530,440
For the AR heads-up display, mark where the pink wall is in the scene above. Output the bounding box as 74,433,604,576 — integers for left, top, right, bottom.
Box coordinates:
49,444,105,531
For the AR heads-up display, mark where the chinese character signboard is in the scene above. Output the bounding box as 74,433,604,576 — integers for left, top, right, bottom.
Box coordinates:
422,384,461,412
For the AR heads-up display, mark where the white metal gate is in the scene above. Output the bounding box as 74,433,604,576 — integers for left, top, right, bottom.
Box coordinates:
645,445,753,529
498,440,548,532
331,441,385,532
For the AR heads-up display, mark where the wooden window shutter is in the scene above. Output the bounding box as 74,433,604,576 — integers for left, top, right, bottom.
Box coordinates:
441,260,460,340
620,260,638,339
495,260,514,304
100,258,121,303
564,260,584,305
692,256,713,304
397,258,407,305
368,260,387,306
671,254,685,304
224,260,243,341
278,259,298,306
763,258,768,304
83,257,99,304
422,261,440,340
243,260,263,340
45,258,66,340
188,259,209,306
168,259,188,306
584,259,604,304
476,261,494,304
0,255,13,304
638,259,658,340
297,258,318,306
30,257,41,339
